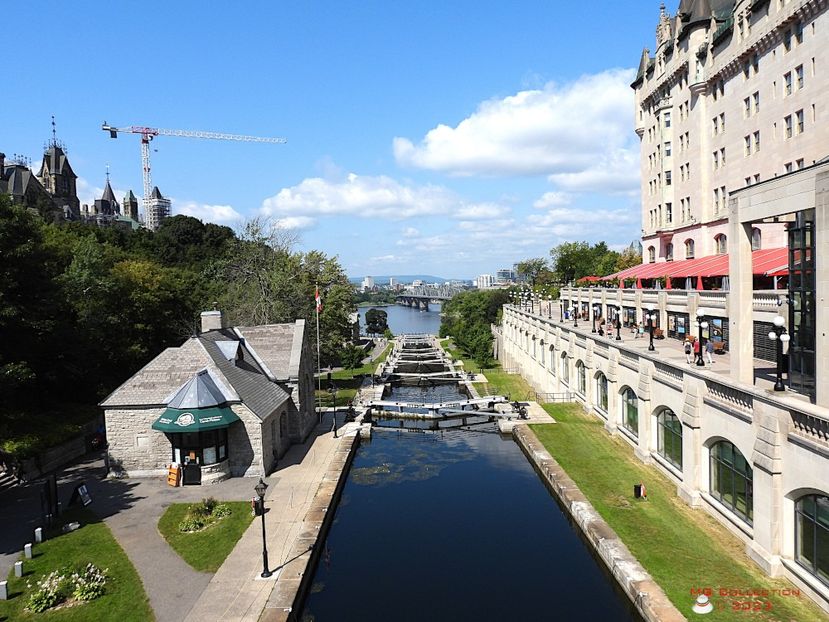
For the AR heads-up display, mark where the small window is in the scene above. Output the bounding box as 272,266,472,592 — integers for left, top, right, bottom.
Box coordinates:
648,246,656,263
665,170,672,186
796,64,804,89
754,131,760,152
657,409,683,469
715,234,728,255
666,242,674,261
753,91,760,113
796,109,804,134
744,135,752,156
595,373,608,413
797,158,805,170
784,29,792,52
751,228,762,251
744,97,751,117
665,141,672,157
685,239,695,259
664,112,671,128
785,72,793,95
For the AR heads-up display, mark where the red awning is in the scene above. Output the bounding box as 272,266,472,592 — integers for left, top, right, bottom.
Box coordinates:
576,275,602,283
603,248,788,281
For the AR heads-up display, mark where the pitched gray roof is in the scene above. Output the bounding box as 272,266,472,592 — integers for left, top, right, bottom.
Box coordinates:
39,146,76,179
166,369,231,409
101,180,117,204
151,186,164,200
199,330,291,419
235,321,305,381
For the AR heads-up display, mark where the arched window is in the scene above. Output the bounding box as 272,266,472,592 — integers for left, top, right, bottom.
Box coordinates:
795,494,829,585
621,388,638,436
656,409,683,469
685,239,695,259
531,335,537,359
576,361,586,395
561,354,569,384
648,246,656,263
549,345,555,375
539,340,545,366
751,227,762,251
715,234,728,254
595,373,608,412
710,440,753,524
666,242,674,261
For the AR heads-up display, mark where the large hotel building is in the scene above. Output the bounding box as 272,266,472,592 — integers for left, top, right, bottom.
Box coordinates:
496,0,829,613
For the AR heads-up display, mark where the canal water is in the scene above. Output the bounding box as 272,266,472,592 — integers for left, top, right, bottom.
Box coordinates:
300,384,640,621
358,303,442,336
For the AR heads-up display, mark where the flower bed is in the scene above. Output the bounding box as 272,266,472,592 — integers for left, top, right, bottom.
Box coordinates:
27,563,108,613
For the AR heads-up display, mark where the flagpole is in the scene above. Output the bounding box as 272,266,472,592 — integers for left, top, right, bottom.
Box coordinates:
316,285,322,424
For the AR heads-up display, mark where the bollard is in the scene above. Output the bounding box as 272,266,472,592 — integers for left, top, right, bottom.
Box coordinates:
34,527,43,543
14,561,23,578
24,543,32,559
0,580,7,600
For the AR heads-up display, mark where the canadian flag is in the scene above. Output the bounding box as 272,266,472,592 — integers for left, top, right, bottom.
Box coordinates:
315,287,322,313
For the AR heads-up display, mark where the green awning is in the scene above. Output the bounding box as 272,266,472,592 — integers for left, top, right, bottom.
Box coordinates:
152,406,240,433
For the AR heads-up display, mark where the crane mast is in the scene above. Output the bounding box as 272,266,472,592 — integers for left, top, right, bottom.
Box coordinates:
101,122,286,228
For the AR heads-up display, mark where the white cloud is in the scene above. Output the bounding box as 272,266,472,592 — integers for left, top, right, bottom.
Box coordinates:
454,202,510,220
547,147,639,194
402,226,420,237
173,200,243,225
533,191,571,209
260,173,510,222
393,69,638,189
275,215,316,229
528,205,638,228
261,173,455,220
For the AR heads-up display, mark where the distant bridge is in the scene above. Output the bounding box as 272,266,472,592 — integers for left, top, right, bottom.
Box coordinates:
396,285,465,311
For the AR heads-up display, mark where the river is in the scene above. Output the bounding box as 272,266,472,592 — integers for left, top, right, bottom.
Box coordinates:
299,384,640,621
358,303,442,336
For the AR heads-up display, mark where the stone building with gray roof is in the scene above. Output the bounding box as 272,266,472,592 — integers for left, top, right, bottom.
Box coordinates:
100,310,316,483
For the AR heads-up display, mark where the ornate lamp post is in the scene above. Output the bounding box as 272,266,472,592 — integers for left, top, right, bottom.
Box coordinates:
559,302,564,322
768,315,790,391
695,308,708,366
615,312,622,341
591,304,598,333
646,304,657,352
254,478,272,578
573,303,579,329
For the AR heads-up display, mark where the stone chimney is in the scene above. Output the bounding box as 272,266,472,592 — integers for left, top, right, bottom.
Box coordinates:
200,310,224,333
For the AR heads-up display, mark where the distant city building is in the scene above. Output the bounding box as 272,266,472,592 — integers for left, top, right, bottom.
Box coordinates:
0,153,52,209
94,177,119,216
145,185,171,232
477,274,494,288
123,190,140,222
412,279,424,287
388,277,397,287
496,268,515,284
37,139,80,219
361,276,375,292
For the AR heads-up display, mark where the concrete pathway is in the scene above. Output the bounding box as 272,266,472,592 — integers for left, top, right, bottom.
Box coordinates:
184,414,352,622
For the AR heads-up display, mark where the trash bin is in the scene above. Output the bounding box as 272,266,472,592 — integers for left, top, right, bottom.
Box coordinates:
182,463,202,485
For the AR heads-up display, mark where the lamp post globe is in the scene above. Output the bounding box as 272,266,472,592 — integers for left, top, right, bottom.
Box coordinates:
646,304,656,351
254,478,272,578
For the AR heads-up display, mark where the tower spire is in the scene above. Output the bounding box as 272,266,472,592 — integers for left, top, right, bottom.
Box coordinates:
106,163,110,184
51,115,57,148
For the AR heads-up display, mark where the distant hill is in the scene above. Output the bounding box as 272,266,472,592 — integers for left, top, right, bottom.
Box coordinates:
348,274,470,285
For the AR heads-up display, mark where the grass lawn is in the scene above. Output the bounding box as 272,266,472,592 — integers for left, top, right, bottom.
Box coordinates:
0,508,153,622
328,343,393,380
531,404,827,621
440,338,535,399
157,502,253,573
314,388,358,408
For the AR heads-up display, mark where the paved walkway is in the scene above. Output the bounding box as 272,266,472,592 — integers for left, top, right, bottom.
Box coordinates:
184,413,353,622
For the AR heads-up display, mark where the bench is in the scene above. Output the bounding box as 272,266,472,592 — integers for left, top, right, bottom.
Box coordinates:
712,341,727,354
654,328,665,339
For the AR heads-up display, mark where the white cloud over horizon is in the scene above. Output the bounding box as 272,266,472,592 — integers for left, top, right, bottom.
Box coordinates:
392,68,639,194
174,200,244,225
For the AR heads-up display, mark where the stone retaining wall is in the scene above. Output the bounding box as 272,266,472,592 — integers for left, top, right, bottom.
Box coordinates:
513,424,686,622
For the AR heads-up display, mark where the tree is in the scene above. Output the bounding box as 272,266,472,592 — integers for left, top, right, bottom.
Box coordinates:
615,248,642,272
440,289,509,369
339,344,365,370
365,309,389,336
550,241,622,283
515,258,549,286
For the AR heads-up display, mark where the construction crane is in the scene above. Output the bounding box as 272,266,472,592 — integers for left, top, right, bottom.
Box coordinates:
101,122,287,222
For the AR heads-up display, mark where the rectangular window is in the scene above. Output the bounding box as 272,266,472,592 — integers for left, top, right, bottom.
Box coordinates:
796,64,804,88
744,97,751,117
785,72,793,95
721,147,726,166
753,91,760,113
796,109,804,133
719,112,725,131
784,29,792,52
685,131,689,148
785,162,793,173
665,170,672,185
666,202,672,223
785,115,793,138
754,131,760,152
714,188,720,209
686,162,690,179
664,111,671,128
746,177,752,187
713,151,719,169
754,174,761,183
712,117,718,135
752,54,759,73
665,141,672,157
797,158,805,170
795,21,803,44
745,135,751,156
743,61,751,79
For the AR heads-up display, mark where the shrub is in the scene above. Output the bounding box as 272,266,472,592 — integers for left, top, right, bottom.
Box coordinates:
26,563,108,612
213,503,231,518
178,515,205,533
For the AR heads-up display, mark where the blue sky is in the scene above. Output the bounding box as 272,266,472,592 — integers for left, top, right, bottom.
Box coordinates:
6,1,662,279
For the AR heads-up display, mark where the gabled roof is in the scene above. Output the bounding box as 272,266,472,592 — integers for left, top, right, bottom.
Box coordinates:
1,165,46,199
39,146,76,179
124,190,137,202
235,320,305,381
151,186,164,200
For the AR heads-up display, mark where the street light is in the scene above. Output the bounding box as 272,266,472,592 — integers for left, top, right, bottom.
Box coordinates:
559,302,564,322
591,304,597,333
573,304,578,328
695,308,709,366
615,313,622,341
646,304,657,352
254,478,272,578
768,315,790,391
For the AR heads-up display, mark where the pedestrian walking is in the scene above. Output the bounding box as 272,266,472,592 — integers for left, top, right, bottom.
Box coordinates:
684,338,693,364
705,339,714,364
693,338,701,364
638,324,645,339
